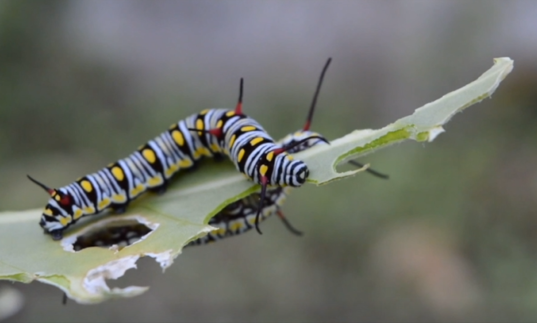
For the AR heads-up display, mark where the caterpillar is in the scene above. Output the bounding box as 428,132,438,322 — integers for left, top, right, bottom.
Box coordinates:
187,58,388,246
29,68,326,241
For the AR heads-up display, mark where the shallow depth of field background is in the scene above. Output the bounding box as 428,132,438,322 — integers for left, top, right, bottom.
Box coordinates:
1,1,536,322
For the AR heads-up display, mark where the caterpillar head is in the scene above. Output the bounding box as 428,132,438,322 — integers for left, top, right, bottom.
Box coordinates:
280,157,309,187
265,134,329,187
28,175,75,240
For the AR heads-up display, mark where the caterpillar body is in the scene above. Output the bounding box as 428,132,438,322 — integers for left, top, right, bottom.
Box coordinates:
29,79,325,240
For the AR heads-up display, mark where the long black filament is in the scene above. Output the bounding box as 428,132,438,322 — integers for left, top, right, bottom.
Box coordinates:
27,174,53,193
280,135,330,154
348,160,389,179
304,58,332,131
277,211,303,236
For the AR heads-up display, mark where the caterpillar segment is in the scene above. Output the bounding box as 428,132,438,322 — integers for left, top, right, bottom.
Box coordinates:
29,75,322,240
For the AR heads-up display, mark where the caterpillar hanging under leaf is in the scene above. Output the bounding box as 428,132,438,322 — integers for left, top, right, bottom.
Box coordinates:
29,67,327,241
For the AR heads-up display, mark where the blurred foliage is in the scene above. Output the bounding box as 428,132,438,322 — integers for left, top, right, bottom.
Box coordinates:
1,1,537,322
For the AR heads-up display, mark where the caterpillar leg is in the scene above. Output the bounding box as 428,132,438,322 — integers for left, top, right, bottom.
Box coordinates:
50,229,63,241
213,153,226,162
112,203,129,214
185,163,200,173
149,182,168,195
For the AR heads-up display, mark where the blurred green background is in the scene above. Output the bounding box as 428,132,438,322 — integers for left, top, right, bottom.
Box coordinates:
1,1,536,322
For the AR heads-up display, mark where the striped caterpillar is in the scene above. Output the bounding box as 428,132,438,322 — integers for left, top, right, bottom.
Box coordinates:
29,67,327,241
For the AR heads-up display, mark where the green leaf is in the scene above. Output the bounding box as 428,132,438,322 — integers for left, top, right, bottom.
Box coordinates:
0,57,513,304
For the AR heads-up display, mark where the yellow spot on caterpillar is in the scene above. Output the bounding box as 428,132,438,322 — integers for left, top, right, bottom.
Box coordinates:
44,208,53,216
59,216,71,226
216,227,226,235
193,147,211,159
210,143,220,153
237,149,245,162
112,194,127,204
287,155,294,161
241,126,255,132
250,137,263,146
130,184,145,197
229,134,236,148
276,195,287,205
260,164,268,176
111,166,125,181
196,119,204,130
216,120,223,128
266,151,274,162
148,176,163,187
226,111,235,117
200,109,209,115
73,209,83,220
248,216,257,225
263,207,274,217
107,163,114,168
142,149,157,164
230,221,243,232
98,198,111,210
80,180,93,193
169,123,177,130
54,194,61,201
172,130,185,146
84,206,95,214
178,159,193,168
165,164,179,177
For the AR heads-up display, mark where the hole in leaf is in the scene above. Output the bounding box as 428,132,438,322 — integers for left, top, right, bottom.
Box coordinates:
62,216,157,252
73,221,152,251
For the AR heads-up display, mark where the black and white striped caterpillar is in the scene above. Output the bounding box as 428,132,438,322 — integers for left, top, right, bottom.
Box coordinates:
29,65,328,241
